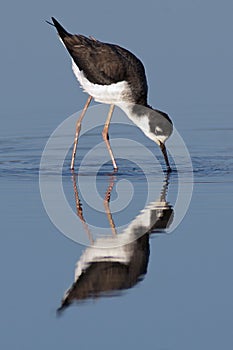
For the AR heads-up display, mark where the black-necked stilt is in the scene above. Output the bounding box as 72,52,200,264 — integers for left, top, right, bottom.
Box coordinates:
48,17,173,172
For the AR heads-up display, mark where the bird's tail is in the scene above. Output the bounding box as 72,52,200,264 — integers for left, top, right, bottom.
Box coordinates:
49,17,71,40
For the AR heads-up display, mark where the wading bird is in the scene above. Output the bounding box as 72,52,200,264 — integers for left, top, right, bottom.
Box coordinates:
48,17,173,172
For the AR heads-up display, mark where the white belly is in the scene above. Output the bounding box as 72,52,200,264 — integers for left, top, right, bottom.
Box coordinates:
72,59,131,104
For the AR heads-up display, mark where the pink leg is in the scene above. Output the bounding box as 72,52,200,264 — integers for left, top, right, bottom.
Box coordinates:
102,104,118,171
70,95,92,170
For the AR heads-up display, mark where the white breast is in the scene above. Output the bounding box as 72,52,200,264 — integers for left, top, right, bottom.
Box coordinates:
71,59,131,104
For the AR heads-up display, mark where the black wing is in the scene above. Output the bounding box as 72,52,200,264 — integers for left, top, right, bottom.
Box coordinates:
51,17,148,104
51,18,146,84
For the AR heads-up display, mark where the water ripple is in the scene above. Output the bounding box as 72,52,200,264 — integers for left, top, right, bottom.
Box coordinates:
0,135,232,183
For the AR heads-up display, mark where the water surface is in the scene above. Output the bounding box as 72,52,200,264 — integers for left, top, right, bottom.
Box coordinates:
1,115,233,349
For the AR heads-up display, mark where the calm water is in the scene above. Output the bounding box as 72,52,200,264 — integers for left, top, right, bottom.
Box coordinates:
1,0,233,348
0,109,232,349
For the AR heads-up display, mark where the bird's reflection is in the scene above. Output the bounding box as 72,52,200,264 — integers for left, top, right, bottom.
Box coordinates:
58,173,174,313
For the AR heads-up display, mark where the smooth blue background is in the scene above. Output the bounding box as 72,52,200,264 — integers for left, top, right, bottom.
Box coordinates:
0,1,233,349
1,0,232,136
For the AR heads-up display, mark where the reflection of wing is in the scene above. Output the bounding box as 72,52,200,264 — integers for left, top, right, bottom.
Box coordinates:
58,234,149,311
57,176,173,313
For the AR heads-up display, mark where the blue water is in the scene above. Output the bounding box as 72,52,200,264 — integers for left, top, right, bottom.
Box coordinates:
0,112,233,349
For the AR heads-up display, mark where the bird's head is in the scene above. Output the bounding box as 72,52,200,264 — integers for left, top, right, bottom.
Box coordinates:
130,104,173,145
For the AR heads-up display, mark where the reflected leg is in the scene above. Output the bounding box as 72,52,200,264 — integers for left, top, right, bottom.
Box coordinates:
71,170,94,244
104,176,117,236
